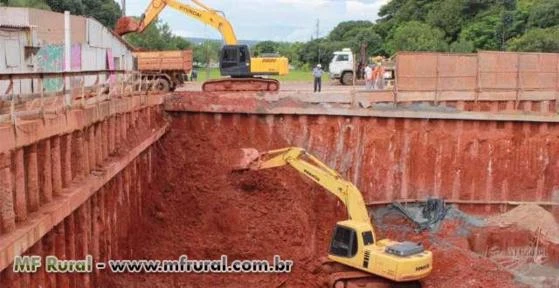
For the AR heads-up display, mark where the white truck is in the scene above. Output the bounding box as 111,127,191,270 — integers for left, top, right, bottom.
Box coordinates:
329,48,396,88
328,48,355,85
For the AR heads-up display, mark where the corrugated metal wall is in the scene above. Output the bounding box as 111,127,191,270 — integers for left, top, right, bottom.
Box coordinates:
0,8,134,95
0,8,30,27
0,28,31,95
395,51,559,102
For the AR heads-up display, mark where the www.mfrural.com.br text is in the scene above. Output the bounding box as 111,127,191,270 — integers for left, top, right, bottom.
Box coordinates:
13,255,293,274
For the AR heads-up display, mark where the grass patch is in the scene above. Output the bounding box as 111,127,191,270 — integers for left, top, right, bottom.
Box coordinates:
194,68,221,82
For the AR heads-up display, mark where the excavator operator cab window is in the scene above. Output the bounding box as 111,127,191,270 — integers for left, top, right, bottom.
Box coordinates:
221,47,239,69
239,46,249,64
329,225,357,258
362,231,374,245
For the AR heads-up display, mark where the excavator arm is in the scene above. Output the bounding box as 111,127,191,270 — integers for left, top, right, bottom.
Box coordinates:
115,0,238,45
240,147,371,224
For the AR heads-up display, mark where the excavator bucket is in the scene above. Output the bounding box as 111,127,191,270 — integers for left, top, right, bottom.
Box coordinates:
114,16,140,36
231,148,260,171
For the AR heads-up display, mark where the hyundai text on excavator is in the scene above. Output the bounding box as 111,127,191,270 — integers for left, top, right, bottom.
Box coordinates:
235,147,432,288
115,0,289,92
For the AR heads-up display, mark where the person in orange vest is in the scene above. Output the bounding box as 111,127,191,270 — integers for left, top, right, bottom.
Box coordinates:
373,64,385,90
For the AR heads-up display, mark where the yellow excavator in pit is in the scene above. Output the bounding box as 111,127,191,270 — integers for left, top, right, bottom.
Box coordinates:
235,147,432,288
115,0,289,92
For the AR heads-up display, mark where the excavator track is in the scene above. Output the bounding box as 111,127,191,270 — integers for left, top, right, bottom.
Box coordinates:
323,260,422,288
329,271,421,288
202,78,280,92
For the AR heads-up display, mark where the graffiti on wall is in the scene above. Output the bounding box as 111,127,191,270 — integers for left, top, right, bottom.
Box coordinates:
36,45,63,92
35,44,82,92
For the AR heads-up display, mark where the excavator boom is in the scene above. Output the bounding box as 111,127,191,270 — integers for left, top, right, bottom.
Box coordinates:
239,147,371,224
115,0,238,45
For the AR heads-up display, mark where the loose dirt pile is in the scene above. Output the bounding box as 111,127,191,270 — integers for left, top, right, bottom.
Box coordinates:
99,113,521,288
376,214,518,288
487,204,559,244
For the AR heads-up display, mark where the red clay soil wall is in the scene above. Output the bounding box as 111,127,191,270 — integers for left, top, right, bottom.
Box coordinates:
0,154,153,288
166,113,559,210
0,104,165,288
96,112,533,288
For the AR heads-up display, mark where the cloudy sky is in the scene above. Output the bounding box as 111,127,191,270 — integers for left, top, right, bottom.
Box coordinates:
125,0,389,42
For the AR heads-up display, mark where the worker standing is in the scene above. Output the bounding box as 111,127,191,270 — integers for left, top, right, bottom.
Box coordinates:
373,64,385,90
313,64,323,93
365,64,373,90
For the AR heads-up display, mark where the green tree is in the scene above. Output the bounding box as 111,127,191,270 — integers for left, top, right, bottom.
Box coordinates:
508,27,559,52
82,0,122,28
45,0,83,14
328,20,373,42
386,21,448,54
124,20,192,51
3,0,51,9
253,41,280,55
277,42,304,68
449,39,475,52
426,0,465,41
459,12,502,51
351,27,384,56
193,40,221,66
527,0,559,28
299,38,349,70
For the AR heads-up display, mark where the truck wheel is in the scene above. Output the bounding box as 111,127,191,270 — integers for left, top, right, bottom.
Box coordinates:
154,78,171,92
341,71,353,85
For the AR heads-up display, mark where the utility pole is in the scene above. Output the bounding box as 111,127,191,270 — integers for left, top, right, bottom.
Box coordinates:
121,0,126,16
316,18,320,65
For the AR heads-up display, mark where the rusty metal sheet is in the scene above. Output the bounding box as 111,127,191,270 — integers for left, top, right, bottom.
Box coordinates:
520,73,556,90
396,53,437,92
519,54,558,90
397,51,559,95
479,51,518,72
478,52,519,90
437,54,477,91
397,53,437,77
438,77,476,91
480,72,518,90
397,77,437,91
519,53,557,72
397,53,478,92
438,54,477,75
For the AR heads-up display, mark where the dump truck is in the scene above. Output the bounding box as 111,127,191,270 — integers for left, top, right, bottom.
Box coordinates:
134,50,193,92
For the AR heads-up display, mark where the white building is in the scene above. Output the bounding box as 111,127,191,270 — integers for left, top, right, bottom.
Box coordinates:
0,7,135,94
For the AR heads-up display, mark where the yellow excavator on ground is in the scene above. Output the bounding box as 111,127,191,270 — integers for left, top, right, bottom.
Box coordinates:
115,0,289,92
236,147,432,288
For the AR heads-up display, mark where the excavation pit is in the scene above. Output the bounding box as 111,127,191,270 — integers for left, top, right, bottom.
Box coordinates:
94,112,559,288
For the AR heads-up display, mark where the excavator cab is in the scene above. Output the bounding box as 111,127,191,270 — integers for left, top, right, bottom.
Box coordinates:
329,225,359,258
328,221,375,268
220,45,251,78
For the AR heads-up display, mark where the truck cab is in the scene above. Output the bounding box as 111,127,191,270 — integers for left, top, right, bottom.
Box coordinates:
329,48,354,85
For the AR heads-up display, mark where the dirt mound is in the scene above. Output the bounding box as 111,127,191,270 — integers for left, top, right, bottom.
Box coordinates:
487,204,559,244
378,216,518,288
